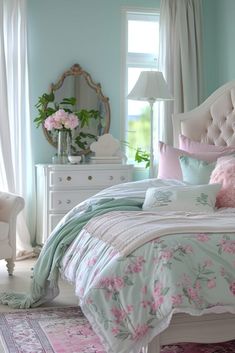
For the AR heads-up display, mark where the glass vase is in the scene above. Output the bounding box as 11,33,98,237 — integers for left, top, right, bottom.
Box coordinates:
57,130,70,164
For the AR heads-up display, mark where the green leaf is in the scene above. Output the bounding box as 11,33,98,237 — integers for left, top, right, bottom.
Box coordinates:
78,132,97,140
115,332,131,340
123,277,134,286
33,116,43,123
165,263,172,269
75,136,87,149
161,287,170,296
112,292,119,301
147,318,155,325
183,287,189,298
134,148,150,168
173,256,183,262
202,270,215,275
60,97,76,106
63,108,73,113
86,133,97,139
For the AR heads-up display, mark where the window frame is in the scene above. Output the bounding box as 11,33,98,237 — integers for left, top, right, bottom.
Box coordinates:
120,7,160,166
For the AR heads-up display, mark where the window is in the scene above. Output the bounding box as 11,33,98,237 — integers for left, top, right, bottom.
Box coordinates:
123,9,160,164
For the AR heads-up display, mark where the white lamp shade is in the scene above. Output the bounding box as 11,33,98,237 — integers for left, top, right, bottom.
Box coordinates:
127,71,173,102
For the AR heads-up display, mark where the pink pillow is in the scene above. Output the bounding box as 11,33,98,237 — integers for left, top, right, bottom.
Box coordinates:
158,141,231,180
210,156,235,208
179,134,235,154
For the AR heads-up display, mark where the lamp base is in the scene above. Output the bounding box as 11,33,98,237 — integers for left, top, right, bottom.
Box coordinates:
149,100,155,179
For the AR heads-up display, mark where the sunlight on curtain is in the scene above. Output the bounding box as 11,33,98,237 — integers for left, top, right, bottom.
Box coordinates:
0,0,35,258
159,0,204,145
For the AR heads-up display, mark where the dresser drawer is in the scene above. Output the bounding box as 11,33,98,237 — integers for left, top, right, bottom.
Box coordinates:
49,190,96,212
49,169,129,188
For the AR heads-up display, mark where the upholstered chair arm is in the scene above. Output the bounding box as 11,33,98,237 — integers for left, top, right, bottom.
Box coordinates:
0,192,24,274
0,191,24,252
0,191,25,223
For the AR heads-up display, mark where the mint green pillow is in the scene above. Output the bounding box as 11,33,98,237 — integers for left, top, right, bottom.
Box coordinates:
179,156,216,184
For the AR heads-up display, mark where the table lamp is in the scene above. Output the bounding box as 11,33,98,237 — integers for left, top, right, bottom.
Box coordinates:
127,71,173,178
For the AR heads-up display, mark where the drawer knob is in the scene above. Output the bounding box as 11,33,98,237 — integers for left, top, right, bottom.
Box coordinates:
58,177,62,182
66,176,72,181
88,175,93,180
66,199,71,204
109,175,114,180
58,200,62,205
120,176,125,181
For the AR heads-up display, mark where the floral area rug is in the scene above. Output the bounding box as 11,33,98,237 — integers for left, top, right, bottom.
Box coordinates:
0,306,234,353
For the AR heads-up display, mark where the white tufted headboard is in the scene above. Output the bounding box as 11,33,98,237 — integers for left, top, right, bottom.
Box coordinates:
172,80,235,148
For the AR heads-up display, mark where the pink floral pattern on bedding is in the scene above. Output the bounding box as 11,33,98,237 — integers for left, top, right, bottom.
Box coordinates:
61,230,235,353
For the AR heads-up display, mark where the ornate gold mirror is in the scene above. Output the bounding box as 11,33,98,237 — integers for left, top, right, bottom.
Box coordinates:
35,64,110,155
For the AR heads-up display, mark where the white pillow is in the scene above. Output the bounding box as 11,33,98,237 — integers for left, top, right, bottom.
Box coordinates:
142,184,222,212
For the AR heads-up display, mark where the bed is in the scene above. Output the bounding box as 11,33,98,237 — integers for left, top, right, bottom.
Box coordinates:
147,81,235,352
1,80,235,353
60,79,235,353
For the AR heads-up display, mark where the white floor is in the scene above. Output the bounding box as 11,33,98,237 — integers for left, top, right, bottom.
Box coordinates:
0,258,78,313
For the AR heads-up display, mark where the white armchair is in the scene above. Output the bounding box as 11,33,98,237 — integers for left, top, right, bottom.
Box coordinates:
0,191,25,275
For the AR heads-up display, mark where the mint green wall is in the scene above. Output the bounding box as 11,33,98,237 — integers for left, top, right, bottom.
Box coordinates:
202,0,218,96
215,0,235,87
28,0,235,164
202,0,235,96
27,0,159,164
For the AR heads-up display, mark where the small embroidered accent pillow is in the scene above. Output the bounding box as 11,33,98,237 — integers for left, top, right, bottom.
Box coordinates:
142,184,221,212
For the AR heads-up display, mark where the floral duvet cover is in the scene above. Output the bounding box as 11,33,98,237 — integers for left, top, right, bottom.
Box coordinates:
60,180,235,353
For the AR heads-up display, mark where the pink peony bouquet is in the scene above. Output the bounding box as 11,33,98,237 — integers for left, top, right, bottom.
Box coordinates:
44,109,79,131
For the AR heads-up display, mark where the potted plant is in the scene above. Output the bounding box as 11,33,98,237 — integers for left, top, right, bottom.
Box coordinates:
34,92,103,154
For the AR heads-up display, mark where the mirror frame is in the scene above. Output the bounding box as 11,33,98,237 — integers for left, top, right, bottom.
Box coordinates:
43,63,111,154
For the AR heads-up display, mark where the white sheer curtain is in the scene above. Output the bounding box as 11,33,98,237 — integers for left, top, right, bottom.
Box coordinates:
0,0,35,258
158,0,204,145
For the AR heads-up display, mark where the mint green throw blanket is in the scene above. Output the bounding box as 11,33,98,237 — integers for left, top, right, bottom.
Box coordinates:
0,198,142,309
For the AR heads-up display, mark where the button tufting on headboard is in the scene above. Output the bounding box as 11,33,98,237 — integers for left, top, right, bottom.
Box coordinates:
173,82,235,147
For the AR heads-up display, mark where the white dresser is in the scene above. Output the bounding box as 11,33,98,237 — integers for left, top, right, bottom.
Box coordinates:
35,163,133,244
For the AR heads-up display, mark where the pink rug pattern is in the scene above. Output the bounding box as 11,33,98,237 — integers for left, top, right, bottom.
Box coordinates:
0,306,234,353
